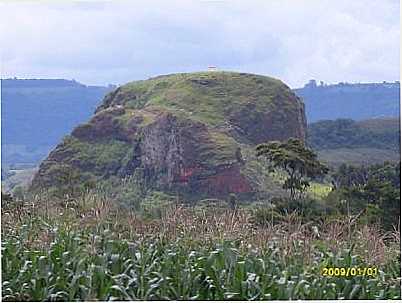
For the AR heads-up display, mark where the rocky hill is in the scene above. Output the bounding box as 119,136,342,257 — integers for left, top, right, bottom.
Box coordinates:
3,78,399,167
31,72,307,199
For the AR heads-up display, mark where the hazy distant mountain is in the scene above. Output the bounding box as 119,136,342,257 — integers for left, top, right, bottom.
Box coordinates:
1,79,113,165
294,80,400,122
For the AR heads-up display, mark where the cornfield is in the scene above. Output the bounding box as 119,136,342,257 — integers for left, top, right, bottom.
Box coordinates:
1,194,401,300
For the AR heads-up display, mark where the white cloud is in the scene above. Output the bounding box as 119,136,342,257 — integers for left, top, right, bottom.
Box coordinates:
0,0,399,87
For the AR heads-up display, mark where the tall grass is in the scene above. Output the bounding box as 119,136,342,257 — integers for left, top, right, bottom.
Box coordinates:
1,193,401,300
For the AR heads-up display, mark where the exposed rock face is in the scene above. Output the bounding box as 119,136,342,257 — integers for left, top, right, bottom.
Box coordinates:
136,113,252,194
31,71,307,198
228,97,306,144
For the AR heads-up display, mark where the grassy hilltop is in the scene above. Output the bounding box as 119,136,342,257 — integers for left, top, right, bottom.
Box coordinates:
31,72,306,200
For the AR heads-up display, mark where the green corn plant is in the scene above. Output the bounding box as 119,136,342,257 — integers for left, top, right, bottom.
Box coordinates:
2,209,400,301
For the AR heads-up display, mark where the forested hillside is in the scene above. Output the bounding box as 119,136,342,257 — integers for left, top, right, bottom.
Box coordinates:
308,118,400,167
307,118,400,150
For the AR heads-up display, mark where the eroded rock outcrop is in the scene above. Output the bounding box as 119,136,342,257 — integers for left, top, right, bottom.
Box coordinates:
31,71,307,198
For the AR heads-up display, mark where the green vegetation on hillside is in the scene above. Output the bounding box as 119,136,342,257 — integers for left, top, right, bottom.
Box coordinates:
98,72,296,127
61,136,132,175
316,148,400,168
203,131,239,167
30,136,133,196
308,118,400,167
307,118,400,151
329,161,400,230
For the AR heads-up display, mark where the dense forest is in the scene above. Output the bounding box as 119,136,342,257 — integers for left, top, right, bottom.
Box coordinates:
307,118,400,167
308,117,400,150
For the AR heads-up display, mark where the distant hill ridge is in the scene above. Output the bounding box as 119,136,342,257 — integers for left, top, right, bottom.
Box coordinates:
1,78,113,165
3,78,84,88
2,78,116,89
300,79,399,90
294,80,400,122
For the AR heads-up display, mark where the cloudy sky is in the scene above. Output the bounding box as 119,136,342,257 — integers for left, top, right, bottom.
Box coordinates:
0,0,399,88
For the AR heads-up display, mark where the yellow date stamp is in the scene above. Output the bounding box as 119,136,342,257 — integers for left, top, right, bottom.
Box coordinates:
321,267,378,277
